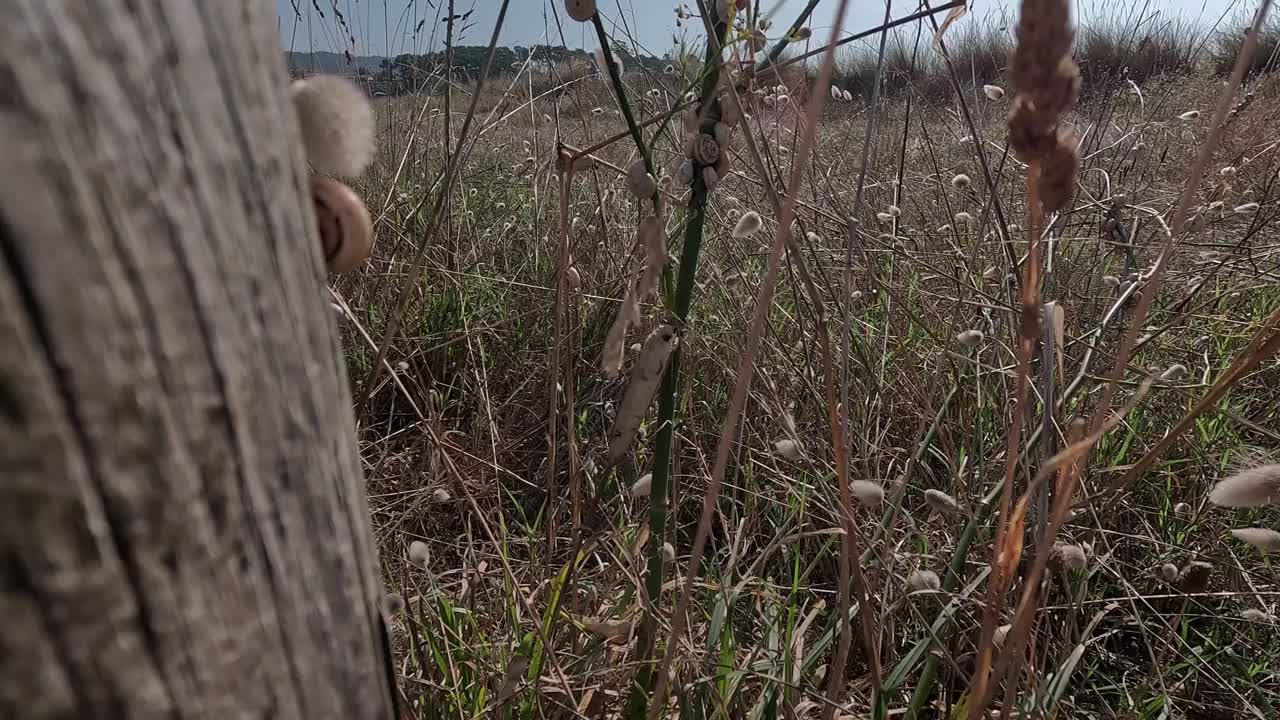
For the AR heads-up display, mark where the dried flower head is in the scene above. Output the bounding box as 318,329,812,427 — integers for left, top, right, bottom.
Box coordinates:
733,211,763,238
1051,542,1088,571
632,472,653,497
408,540,430,569
983,84,1006,100
907,569,941,592
1230,527,1280,552
956,329,985,347
1209,465,1280,507
851,480,886,507
924,488,962,514
774,438,802,460
291,75,375,177
1160,562,1179,583
564,0,597,21
952,173,972,190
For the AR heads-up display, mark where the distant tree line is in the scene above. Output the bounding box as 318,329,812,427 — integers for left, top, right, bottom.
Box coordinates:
368,44,664,95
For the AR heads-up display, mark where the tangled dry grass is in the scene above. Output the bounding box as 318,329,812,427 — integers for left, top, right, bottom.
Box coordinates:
300,0,1280,717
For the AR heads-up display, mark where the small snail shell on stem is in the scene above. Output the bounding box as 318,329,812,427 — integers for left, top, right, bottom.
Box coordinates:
312,176,373,273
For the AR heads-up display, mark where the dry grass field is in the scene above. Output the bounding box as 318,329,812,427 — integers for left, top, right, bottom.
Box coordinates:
306,1,1280,717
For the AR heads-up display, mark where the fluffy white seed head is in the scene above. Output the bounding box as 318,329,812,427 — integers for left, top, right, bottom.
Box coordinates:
1234,202,1260,215
1220,165,1237,177
566,266,582,290
1178,110,1200,120
1102,275,1120,288
876,212,894,224
842,89,853,101
662,542,676,562
850,480,885,507
1230,527,1280,552
733,211,763,238
774,438,802,460
1209,465,1280,507
1173,501,1192,515
631,473,653,497
1052,542,1088,571
924,488,961,514
1160,364,1188,382
1160,562,1179,582
907,569,941,592
956,329,985,347
432,488,452,502
830,85,840,100
955,211,974,225
983,84,1005,100
408,540,430,568
886,205,902,217
1241,608,1270,622
952,173,972,190
291,75,375,177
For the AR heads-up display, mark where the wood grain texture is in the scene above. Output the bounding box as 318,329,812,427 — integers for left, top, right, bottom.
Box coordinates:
0,2,395,717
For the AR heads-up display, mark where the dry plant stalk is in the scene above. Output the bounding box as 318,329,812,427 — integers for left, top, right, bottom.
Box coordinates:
969,0,1079,714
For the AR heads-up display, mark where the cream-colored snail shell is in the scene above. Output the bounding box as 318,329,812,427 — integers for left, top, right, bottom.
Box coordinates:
565,0,596,22
312,176,373,273
693,133,720,166
626,160,656,199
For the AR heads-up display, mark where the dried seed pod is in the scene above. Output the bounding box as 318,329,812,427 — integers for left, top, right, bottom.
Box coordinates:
1160,562,1179,583
1209,465,1280,507
732,211,764,238
564,0,597,21
924,488,962,514
1178,560,1212,593
607,325,679,464
313,176,373,273
956,329,985,347
1230,527,1280,552
292,74,375,177
907,569,941,592
850,480,885,507
774,439,801,460
1051,542,1087,571
693,133,721,165
632,473,653,497
584,617,636,644
408,540,430,569
636,214,667,298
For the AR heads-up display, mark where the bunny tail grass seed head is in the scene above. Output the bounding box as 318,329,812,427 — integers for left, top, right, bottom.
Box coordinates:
1051,542,1088,571
907,569,941,592
564,0,597,21
1230,527,1280,552
733,211,763,238
1160,364,1188,382
850,480,885,507
1178,110,1200,120
607,324,677,464
1173,501,1192,515
1209,465,1280,507
1241,608,1270,622
662,542,676,562
632,473,653,497
993,623,1012,648
924,488,961,514
1160,562,1179,583
408,540,430,569
983,84,1005,100
431,488,452,502
774,438,801,461
830,84,840,100
951,173,972,190
956,329,985,347
291,75,375,177
842,89,853,101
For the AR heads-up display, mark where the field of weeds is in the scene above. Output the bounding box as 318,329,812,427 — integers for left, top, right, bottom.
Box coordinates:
311,1,1280,718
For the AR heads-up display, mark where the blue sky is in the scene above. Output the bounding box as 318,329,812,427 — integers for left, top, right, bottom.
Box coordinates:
276,0,1248,59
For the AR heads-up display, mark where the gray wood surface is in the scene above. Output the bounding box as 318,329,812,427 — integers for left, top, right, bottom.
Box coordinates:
0,2,395,717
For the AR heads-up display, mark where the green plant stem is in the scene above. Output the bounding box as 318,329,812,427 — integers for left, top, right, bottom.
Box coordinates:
590,14,659,197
